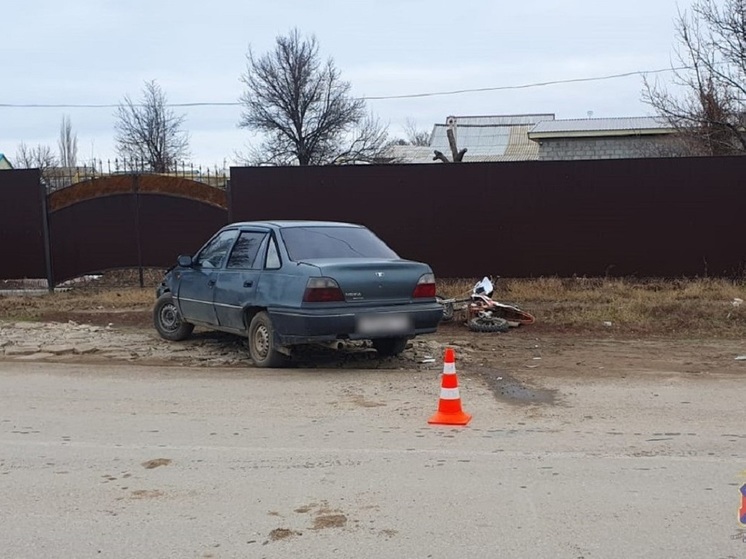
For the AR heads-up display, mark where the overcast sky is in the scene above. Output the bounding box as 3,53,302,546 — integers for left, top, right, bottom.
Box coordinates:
2,0,693,168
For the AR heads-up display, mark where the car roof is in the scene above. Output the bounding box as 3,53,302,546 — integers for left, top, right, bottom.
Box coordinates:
225,220,363,230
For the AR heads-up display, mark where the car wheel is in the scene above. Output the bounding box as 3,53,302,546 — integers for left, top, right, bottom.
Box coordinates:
248,311,286,368
153,293,194,341
467,316,510,333
372,337,409,357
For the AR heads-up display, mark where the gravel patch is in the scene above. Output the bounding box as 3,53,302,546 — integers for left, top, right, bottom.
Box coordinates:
0,320,455,369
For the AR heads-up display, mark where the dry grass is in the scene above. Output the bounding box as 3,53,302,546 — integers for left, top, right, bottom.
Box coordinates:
2,272,746,338
437,277,746,337
0,269,161,321
0,286,154,321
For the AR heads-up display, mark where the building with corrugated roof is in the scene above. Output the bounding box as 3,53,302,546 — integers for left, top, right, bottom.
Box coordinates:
389,114,555,163
388,114,679,164
528,116,676,160
0,153,13,170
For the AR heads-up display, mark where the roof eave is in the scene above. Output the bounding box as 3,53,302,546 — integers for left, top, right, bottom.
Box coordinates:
528,128,676,140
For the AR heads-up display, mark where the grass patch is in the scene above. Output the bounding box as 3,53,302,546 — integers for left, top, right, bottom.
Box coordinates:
0,269,162,321
0,287,155,321
2,272,745,338
437,277,746,337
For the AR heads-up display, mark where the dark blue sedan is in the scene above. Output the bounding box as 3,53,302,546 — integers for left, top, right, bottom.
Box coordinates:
153,221,442,367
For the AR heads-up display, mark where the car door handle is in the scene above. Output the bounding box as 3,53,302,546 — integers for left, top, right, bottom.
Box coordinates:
243,280,254,288
207,279,216,287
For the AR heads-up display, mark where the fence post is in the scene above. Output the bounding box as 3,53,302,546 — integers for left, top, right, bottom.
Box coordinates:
39,172,55,292
132,174,144,288
226,177,233,223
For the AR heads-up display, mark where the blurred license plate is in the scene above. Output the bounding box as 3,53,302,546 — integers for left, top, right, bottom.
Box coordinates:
357,314,410,334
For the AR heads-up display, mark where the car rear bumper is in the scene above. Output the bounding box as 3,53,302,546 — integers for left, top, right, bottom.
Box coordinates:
269,303,442,345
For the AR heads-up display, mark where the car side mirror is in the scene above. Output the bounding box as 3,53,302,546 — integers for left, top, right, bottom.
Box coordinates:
177,255,193,267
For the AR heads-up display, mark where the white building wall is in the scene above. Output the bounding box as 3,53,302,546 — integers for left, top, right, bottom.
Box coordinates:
537,136,675,161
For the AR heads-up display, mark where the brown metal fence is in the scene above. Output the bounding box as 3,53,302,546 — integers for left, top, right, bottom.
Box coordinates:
229,157,746,278
0,169,50,282
2,157,745,287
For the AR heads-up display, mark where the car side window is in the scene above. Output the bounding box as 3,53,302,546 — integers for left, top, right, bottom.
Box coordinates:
195,230,238,269
226,231,267,269
265,237,281,269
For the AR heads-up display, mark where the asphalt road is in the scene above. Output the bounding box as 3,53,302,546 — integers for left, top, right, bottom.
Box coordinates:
1,361,745,558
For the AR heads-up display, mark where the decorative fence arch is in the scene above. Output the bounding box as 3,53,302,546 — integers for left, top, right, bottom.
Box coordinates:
0,170,228,287
48,174,229,284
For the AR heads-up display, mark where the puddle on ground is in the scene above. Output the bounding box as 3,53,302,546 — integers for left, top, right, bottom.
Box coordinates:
478,370,557,405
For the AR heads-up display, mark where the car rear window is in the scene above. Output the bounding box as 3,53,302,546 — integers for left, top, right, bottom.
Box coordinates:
281,226,399,260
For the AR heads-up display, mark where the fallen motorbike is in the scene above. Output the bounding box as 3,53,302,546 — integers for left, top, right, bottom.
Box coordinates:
436,277,535,333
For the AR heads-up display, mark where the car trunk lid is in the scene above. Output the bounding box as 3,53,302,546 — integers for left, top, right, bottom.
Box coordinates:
300,259,430,304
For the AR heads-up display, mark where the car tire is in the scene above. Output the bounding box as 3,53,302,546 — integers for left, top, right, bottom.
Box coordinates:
372,337,409,357
248,311,287,368
153,293,194,341
467,316,510,333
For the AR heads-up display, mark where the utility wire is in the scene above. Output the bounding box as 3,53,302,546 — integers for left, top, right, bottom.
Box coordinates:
0,101,239,108
363,67,687,100
0,66,686,108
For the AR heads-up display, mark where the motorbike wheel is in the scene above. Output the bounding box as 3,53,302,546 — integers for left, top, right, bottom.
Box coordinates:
467,316,510,333
488,304,535,326
436,295,454,322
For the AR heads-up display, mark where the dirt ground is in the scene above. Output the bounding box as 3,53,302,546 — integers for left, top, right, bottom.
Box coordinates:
436,321,746,384
3,291,746,558
3,298,745,386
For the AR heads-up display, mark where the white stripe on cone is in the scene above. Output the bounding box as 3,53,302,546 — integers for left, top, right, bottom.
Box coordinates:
439,387,460,400
443,363,456,374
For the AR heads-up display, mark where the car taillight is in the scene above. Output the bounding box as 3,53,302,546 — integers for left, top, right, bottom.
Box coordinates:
413,273,436,298
303,277,345,303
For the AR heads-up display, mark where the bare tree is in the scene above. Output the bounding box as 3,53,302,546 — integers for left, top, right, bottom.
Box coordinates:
643,0,746,155
433,117,467,163
114,80,190,172
238,29,389,165
388,119,431,147
58,115,78,168
327,115,391,164
15,142,58,178
403,118,431,146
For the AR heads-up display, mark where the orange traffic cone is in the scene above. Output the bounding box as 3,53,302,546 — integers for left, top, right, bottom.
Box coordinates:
428,347,472,426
